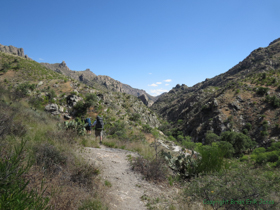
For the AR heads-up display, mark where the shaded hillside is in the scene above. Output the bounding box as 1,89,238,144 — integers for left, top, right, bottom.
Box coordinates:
151,37,280,145
40,61,156,102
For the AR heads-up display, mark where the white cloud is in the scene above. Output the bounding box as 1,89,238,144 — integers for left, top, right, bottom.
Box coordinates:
149,73,152,74
165,84,169,86
156,82,162,84
164,79,172,82
150,89,168,96
148,83,158,87
39,58,44,61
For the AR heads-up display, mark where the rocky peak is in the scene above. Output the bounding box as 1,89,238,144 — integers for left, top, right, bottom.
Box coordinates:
0,43,24,57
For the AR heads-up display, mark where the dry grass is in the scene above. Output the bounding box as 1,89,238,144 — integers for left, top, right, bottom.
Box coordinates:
0,95,108,209
102,137,156,160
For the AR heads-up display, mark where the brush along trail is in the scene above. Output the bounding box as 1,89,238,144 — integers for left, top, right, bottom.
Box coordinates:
78,143,182,210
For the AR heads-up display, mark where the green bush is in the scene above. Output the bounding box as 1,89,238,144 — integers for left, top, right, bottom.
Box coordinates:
129,113,141,122
73,101,88,117
267,142,280,151
256,87,269,95
184,165,279,209
0,140,49,209
196,145,226,174
253,147,266,155
33,143,67,173
216,141,235,158
142,124,152,133
240,155,249,162
220,131,255,155
78,199,107,210
245,122,252,131
168,135,176,141
205,131,220,145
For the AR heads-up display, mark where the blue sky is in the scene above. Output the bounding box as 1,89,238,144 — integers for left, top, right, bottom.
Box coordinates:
1,0,280,96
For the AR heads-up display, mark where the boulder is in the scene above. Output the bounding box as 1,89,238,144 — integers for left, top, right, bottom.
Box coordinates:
59,106,64,113
66,95,82,106
45,104,60,115
37,81,43,86
64,114,71,120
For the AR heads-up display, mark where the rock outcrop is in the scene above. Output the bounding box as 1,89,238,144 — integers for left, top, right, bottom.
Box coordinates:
0,44,24,57
138,94,154,107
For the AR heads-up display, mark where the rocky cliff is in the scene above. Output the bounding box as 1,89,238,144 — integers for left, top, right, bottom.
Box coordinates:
151,37,280,145
40,61,157,102
0,43,31,59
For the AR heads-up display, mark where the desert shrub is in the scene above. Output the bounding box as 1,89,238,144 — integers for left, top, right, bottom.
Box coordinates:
106,120,128,140
252,147,266,155
240,155,249,162
47,89,56,101
196,145,226,174
70,162,99,188
78,199,107,210
129,113,141,122
142,124,152,133
242,128,248,135
267,142,280,151
73,101,87,117
216,141,235,158
265,95,280,108
158,121,172,135
184,165,279,210
1,62,11,72
205,131,220,145
256,87,269,95
33,143,67,174
168,135,176,141
245,122,252,131
84,93,98,107
29,96,44,110
0,140,49,209
132,156,167,182
0,103,27,139
177,135,184,142
45,129,77,144
220,131,255,155
182,140,196,150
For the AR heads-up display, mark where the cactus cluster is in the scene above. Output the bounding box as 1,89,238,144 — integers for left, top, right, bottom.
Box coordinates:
162,149,200,178
58,119,87,136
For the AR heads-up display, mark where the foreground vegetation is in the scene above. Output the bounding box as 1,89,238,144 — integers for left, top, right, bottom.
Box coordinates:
0,89,107,209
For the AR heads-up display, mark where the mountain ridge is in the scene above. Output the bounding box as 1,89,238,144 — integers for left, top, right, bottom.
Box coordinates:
40,61,157,102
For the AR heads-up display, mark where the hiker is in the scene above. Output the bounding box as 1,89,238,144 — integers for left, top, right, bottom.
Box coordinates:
85,117,92,135
92,116,104,143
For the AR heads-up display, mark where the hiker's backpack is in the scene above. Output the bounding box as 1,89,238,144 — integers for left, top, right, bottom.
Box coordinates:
96,116,104,129
85,118,91,126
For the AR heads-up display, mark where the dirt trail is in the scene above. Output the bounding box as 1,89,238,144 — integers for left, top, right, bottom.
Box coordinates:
80,145,181,210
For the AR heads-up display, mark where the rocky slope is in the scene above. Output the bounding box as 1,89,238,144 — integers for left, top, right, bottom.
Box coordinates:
40,61,156,103
151,37,280,145
0,50,160,129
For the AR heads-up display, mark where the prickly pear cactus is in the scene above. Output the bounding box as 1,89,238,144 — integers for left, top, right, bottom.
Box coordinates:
162,150,200,178
57,120,87,136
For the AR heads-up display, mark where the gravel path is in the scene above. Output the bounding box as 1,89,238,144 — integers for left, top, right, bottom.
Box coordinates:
80,145,180,210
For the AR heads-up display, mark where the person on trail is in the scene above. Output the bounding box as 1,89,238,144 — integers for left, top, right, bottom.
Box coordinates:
92,116,104,143
85,117,92,135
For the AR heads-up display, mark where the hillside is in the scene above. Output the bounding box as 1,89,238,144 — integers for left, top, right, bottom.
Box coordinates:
40,61,157,103
152,37,280,145
1,40,280,209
